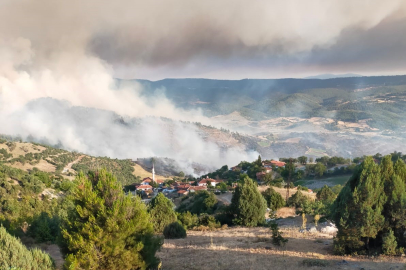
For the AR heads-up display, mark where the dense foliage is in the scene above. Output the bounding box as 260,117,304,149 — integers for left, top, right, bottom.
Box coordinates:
163,222,187,239
262,187,285,211
332,155,406,255
60,170,162,270
229,177,267,227
149,193,177,233
177,191,219,214
0,226,55,270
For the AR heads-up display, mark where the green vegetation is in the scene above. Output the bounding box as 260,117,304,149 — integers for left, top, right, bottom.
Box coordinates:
270,222,288,246
149,193,177,233
60,169,162,269
262,187,285,211
163,222,187,239
332,155,406,255
0,226,55,270
177,191,219,215
72,156,139,185
229,177,267,227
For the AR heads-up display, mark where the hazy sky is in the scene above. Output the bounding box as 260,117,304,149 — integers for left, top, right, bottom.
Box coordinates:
1,0,406,80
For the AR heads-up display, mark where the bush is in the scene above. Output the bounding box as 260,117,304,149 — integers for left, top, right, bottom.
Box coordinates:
149,193,177,233
270,222,288,246
287,191,310,208
0,226,55,269
199,214,221,230
163,222,187,239
382,230,397,256
296,185,308,192
177,211,199,229
262,187,285,211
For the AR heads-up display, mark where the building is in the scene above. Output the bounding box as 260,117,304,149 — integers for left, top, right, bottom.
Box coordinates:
136,185,153,191
189,186,207,192
198,178,222,187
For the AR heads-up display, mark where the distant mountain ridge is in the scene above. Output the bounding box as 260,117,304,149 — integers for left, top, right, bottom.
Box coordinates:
304,73,363,79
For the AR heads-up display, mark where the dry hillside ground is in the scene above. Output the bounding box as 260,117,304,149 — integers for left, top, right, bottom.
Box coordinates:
157,226,406,270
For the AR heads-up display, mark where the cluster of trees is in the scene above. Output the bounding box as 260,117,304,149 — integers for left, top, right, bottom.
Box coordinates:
332,156,406,255
72,156,139,185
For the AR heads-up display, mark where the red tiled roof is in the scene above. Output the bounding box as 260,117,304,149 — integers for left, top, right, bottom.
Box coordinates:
270,160,286,167
178,190,188,194
137,185,153,189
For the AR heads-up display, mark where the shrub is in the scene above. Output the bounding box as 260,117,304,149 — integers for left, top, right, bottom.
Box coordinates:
199,214,221,230
382,230,397,256
287,191,310,208
149,193,177,233
270,222,288,246
163,222,187,239
0,226,55,270
177,211,199,229
262,187,285,211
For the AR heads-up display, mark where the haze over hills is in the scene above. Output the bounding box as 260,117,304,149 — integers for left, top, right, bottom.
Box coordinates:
304,73,363,79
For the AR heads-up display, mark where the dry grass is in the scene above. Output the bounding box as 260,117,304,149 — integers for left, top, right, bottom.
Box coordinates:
157,227,406,270
132,163,171,179
8,159,56,172
258,185,317,200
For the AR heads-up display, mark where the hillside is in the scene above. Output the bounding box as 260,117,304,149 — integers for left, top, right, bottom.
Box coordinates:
0,138,168,185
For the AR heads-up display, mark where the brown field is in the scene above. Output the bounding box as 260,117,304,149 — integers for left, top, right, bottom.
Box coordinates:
258,185,317,200
132,163,171,180
8,159,56,172
157,226,406,270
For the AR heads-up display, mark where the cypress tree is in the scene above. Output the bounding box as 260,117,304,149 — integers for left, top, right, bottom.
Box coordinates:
149,193,177,233
332,157,386,254
61,170,162,270
230,176,267,227
384,174,406,244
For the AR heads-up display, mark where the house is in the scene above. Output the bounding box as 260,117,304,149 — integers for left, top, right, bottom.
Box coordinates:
270,160,286,168
176,184,191,190
136,185,153,191
189,186,207,192
198,178,222,187
177,190,189,196
140,177,153,185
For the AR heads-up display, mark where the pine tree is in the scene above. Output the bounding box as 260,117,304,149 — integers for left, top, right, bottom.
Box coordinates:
332,157,386,254
0,226,54,270
61,170,162,270
149,193,177,233
230,176,267,227
316,185,336,203
394,159,406,182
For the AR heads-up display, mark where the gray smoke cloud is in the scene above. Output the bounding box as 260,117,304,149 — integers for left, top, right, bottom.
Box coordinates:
0,0,405,173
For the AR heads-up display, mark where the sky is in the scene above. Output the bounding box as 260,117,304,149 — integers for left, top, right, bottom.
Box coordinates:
1,0,405,80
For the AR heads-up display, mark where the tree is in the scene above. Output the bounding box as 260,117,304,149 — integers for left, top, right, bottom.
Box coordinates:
229,176,267,227
316,185,336,204
382,229,397,255
149,193,177,233
270,222,288,246
332,157,386,254
298,156,308,165
60,170,162,270
217,182,227,192
262,187,285,211
0,226,55,270
314,162,326,177
287,191,310,208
